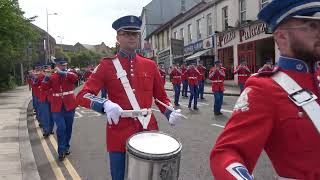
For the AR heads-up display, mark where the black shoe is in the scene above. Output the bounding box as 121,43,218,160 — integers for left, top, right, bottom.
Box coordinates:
65,150,71,156
188,105,191,108
58,154,66,161
194,107,199,110
218,112,223,115
50,131,54,135
175,104,180,107
39,123,42,128
201,97,205,100
43,133,50,138
214,112,222,116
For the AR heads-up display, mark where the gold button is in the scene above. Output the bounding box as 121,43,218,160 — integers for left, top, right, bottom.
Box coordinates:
298,111,304,118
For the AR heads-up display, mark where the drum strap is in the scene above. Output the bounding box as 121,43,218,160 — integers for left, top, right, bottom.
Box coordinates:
112,58,151,129
271,71,320,134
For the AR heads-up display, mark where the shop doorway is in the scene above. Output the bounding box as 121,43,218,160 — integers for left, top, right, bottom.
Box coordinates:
218,46,234,80
238,41,256,73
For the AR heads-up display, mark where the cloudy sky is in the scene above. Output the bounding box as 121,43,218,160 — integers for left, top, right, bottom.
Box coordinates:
18,0,152,47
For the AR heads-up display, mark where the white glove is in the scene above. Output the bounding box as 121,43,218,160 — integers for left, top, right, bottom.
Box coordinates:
103,100,123,125
169,109,183,125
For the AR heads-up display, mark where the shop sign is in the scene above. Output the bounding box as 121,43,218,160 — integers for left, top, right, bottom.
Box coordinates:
217,31,236,47
184,44,194,55
171,39,184,56
158,49,170,58
203,36,214,49
239,23,268,42
193,40,203,52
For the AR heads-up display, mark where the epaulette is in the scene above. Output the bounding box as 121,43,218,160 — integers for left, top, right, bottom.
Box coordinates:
254,66,279,77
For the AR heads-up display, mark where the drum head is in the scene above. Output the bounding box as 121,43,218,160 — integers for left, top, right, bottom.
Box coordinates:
127,131,181,160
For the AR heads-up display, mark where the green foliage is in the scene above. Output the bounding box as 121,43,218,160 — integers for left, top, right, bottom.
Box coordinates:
0,0,39,91
67,50,104,68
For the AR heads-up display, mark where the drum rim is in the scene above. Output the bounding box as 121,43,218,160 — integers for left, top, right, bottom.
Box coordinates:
126,131,182,161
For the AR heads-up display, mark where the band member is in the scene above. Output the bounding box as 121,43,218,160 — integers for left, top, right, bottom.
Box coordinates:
233,59,251,93
185,63,201,110
197,61,206,99
210,1,320,179
209,60,225,115
170,64,182,106
181,63,188,97
76,15,183,180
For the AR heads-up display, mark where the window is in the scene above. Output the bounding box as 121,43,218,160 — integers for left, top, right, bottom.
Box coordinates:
179,28,184,40
166,30,170,47
222,6,228,30
187,24,192,43
239,0,246,24
207,13,213,36
161,33,164,49
196,19,202,40
260,0,269,9
173,31,177,39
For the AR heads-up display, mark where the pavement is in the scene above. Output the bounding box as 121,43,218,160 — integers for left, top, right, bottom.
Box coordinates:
164,79,241,96
0,86,40,180
0,81,240,180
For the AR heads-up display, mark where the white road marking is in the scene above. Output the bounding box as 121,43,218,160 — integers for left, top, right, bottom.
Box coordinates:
74,111,83,119
221,109,233,113
211,124,225,128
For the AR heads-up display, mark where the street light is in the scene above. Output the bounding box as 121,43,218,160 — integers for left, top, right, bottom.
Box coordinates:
46,8,58,64
57,35,64,49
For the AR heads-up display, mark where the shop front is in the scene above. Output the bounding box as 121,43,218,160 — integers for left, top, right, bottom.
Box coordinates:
157,49,171,73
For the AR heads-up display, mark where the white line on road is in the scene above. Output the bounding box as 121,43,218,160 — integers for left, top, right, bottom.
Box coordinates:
221,109,233,113
211,124,225,128
74,111,83,119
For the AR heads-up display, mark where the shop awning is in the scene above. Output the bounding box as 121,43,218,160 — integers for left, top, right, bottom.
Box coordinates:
185,49,211,61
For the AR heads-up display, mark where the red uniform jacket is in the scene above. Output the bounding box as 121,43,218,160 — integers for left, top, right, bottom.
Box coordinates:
84,71,92,80
181,66,187,81
76,54,171,152
41,72,78,112
197,65,206,81
185,66,201,86
37,74,48,103
31,74,42,99
170,68,182,85
210,57,320,180
209,67,225,92
233,65,251,84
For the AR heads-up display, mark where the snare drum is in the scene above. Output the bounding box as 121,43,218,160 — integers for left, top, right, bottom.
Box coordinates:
125,131,182,180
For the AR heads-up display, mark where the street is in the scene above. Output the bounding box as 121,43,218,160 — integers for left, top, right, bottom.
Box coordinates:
27,89,276,180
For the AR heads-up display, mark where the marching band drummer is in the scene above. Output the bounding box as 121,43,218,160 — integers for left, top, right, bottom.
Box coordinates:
76,15,184,180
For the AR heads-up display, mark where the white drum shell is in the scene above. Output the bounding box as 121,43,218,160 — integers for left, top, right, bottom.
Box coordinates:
125,131,182,180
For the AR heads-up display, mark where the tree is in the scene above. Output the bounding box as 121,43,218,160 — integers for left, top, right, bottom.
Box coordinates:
0,0,40,90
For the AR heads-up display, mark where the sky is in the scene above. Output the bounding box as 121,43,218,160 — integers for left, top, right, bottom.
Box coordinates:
18,0,152,47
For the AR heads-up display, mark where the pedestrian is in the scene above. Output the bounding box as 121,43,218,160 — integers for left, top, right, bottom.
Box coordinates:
210,1,320,179
185,63,201,110
170,63,182,106
197,61,206,100
42,58,78,161
233,59,251,93
209,60,225,115
76,15,183,180
181,63,188,97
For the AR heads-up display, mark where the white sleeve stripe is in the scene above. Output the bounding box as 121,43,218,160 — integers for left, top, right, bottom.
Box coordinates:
226,163,253,180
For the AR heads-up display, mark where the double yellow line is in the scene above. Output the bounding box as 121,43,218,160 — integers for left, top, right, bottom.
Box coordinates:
34,119,81,180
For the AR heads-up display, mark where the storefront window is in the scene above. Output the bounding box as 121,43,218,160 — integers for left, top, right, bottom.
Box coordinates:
173,31,177,39
239,0,246,24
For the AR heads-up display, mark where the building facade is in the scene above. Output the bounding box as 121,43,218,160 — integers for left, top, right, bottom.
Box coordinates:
214,0,274,81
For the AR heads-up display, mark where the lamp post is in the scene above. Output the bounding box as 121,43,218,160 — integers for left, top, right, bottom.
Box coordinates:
57,35,64,49
46,8,58,64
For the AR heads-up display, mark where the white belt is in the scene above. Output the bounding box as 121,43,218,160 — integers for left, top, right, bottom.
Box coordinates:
173,76,181,78
189,77,197,79
212,80,223,83
53,91,74,97
238,74,249,77
278,176,299,180
121,109,152,118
